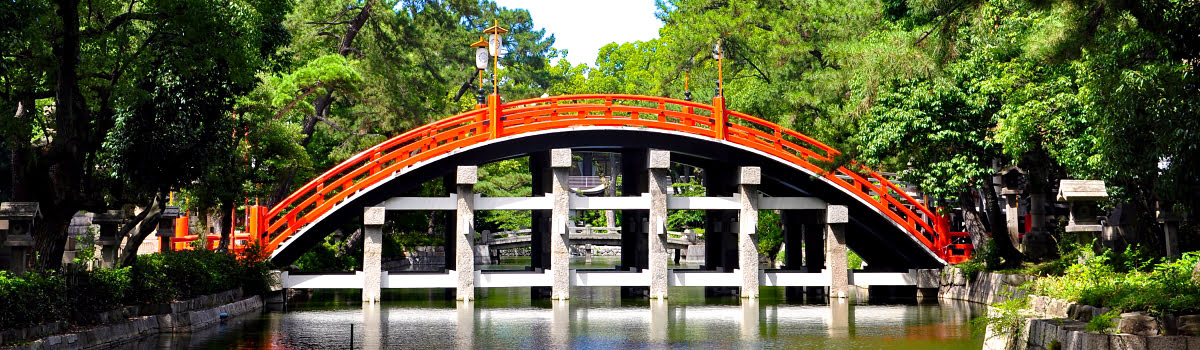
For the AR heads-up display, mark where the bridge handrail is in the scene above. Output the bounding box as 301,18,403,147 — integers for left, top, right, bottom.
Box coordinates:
258,94,961,263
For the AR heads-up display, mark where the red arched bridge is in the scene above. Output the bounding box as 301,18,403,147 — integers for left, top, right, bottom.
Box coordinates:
201,94,971,268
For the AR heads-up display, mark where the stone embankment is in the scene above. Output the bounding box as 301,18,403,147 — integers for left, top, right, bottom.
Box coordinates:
1,289,262,349
938,267,1200,350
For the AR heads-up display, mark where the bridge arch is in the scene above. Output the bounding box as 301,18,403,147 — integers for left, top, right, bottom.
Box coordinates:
258,95,969,268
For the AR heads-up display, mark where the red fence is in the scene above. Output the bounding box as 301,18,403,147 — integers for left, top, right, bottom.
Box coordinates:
253,94,972,263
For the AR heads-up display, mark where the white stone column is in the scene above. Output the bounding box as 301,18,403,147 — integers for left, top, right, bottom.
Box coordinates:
740,297,760,342
828,297,850,338
648,150,671,299
455,300,474,349
456,166,477,300
650,298,669,342
550,149,572,300
551,299,571,347
825,205,849,299
362,301,383,349
363,206,385,303
738,167,761,298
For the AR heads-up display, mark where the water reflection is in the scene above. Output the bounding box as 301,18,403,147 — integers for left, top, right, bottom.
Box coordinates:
144,287,983,349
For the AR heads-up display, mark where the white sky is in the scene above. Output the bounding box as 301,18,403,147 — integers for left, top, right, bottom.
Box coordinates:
494,0,664,67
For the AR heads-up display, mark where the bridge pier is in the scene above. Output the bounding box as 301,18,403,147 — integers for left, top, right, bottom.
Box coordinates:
738,167,761,298
648,150,671,299
455,166,478,301
550,149,571,300
704,165,739,297
363,206,384,303
805,210,827,299
826,205,850,299
530,152,552,299
620,149,650,298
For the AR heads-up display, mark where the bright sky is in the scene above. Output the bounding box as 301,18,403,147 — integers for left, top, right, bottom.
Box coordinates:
494,0,664,67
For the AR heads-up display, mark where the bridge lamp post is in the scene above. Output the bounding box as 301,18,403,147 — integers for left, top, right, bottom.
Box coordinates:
471,37,489,106
483,21,509,96
713,40,724,97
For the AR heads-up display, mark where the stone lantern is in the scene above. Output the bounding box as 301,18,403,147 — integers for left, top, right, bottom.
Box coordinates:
93,210,126,268
996,165,1027,249
157,206,182,252
0,202,41,273
1056,180,1107,242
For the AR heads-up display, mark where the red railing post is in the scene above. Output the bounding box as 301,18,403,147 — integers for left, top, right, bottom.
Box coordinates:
712,96,726,140
488,93,501,138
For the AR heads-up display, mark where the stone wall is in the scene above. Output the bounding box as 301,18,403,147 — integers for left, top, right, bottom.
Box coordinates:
3,294,262,349
940,267,1200,350
938,267,1031,304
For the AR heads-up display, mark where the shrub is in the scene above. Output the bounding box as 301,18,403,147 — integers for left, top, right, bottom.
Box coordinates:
1031,250,1200,316
0,271,65,329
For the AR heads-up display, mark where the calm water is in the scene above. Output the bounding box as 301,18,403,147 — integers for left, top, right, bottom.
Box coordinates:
136,257,985,349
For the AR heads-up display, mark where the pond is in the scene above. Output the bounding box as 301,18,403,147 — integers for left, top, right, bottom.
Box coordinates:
137,256,985,349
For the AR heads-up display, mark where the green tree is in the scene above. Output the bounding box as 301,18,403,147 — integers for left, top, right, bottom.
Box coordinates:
2,0,290,269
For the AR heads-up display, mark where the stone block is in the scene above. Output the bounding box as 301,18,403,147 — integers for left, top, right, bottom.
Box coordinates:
825,205,848,224
1147,336,1188,350
648,149,670,169
1078,332,1111,350
456,165,478,185
917,269,939,289
1119,313,1159,336
1179,315,1200,336
363,206,386,226
738,166,761,185
1109,334,1148,350
550,148,572,168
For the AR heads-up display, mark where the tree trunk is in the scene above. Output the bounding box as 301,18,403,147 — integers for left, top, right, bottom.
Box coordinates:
216,198,235,252
117,193,167,266
960,192,990,251
981,176,1025,267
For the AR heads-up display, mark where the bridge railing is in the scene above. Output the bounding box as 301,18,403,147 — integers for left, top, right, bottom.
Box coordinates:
258,94,970,263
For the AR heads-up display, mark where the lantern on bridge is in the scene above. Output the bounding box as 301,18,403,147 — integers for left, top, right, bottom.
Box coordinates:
471,37,489,105
483,21,509,95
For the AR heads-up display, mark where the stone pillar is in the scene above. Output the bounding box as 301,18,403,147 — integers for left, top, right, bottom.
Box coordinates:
456,166,478,300
550,149,572,300
825,205,849,299
648,149,671,299
738,167,761,299
363,206,385,303
1158,206,1180,258
1004,194,1021,247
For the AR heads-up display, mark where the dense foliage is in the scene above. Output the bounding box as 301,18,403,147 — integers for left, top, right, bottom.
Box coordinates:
0,250,272,330
1030,249,1200,316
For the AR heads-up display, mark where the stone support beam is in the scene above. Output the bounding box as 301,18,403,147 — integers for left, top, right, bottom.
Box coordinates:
648,149,671,299
362,206,385,303
825,205,849,299
550,149,572,300
738,167,761,298
456,166,478,300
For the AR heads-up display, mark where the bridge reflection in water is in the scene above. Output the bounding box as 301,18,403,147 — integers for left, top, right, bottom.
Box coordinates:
138,288,984,349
